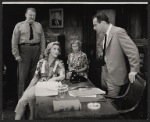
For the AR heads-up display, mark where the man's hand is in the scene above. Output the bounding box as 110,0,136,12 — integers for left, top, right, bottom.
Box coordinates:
16,56,22,62
128,72,137,83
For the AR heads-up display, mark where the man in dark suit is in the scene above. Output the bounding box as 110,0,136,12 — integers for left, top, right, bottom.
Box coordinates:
93,13,140,99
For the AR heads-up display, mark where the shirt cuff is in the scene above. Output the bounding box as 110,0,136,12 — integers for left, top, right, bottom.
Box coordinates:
129,72,137,75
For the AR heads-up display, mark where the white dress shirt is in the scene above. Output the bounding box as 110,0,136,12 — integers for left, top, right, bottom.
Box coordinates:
103,23,112,61
103,23,112,49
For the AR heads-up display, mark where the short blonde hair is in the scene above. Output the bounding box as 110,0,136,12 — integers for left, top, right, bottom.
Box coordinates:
44,41,60,59
70,39,82,49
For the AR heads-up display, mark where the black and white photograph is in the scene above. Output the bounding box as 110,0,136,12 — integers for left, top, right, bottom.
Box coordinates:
49,8,64,28
1,1,148,120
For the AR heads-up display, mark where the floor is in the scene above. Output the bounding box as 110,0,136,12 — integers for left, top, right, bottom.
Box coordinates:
2,80,17,120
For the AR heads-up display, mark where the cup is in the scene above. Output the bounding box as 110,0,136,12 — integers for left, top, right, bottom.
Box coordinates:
58,84,68,98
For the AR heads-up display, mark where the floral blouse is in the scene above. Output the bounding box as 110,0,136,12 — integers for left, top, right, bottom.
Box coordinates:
34,58,65,81
67,51,88,78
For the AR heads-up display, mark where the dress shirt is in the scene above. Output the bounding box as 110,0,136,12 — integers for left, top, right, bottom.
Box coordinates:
34,59,65,81
103,23,112,49
102,23,112,62
12,20,45,59
67,51,88,78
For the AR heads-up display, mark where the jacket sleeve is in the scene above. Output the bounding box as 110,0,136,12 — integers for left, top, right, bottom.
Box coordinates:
118,28,140,73
11,23,21,60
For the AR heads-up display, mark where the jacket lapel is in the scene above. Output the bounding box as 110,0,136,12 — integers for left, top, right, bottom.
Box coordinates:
106,32,113,50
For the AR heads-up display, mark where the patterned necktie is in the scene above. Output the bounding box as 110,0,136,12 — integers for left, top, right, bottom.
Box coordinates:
29,23,33,40
102,34,107,65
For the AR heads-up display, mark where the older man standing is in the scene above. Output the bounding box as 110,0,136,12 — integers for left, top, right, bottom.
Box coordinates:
12,7,45,99
93,13,140,100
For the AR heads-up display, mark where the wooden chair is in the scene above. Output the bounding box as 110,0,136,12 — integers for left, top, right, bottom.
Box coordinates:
104,74,146,115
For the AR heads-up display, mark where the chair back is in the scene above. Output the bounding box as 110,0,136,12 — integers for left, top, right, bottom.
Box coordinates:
115,74,146,112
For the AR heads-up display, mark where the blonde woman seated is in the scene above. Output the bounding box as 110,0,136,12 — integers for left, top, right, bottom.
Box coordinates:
67,39,89,80
14,41,65,120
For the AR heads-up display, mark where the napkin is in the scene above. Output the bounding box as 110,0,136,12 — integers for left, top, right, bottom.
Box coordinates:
69,88,106,97
68,92,106,102
35,81,61,96
53,100,81,112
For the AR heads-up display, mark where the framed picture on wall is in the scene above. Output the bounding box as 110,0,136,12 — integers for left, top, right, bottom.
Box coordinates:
49,8,64,28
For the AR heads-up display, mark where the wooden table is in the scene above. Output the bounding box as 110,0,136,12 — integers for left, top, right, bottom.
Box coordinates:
35,80,119,119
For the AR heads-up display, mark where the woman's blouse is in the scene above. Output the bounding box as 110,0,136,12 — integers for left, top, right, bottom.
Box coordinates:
34,58,65,81
67,51,88,78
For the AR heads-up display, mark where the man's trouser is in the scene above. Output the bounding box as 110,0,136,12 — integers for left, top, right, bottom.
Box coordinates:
18,45,40,99
101,65,121,98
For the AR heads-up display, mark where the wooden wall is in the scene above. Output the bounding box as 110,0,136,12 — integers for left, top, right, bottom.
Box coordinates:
41,7,83,57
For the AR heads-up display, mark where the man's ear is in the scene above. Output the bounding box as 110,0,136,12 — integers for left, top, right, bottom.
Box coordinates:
25,13,27,18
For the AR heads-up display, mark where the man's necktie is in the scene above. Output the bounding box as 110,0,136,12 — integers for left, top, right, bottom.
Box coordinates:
29,23,33,40
102,34,107,66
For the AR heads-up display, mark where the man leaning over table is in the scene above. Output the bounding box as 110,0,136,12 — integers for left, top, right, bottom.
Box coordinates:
92,13,140,101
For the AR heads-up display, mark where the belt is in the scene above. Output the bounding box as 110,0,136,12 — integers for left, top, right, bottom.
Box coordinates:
19,43,40,46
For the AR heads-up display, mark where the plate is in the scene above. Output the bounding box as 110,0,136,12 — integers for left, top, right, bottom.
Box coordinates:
87,102,101,110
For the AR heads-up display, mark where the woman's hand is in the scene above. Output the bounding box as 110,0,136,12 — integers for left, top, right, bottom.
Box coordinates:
66,71,72,79
74,64,88,73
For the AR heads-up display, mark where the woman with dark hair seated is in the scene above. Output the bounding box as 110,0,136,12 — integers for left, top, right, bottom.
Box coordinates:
14,41,65,120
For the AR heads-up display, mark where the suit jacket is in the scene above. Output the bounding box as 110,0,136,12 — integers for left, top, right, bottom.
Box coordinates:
103,25,140,86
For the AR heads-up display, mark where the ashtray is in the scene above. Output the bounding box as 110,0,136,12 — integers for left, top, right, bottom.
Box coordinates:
87,102,101,110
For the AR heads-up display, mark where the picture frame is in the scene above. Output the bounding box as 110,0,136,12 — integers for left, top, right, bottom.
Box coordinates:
49,8,64,28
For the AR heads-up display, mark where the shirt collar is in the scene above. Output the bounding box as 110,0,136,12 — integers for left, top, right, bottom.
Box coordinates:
106,23,112,36
25,20,34,25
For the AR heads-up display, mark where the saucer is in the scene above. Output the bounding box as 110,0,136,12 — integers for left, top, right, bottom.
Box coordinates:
87,102,101,110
